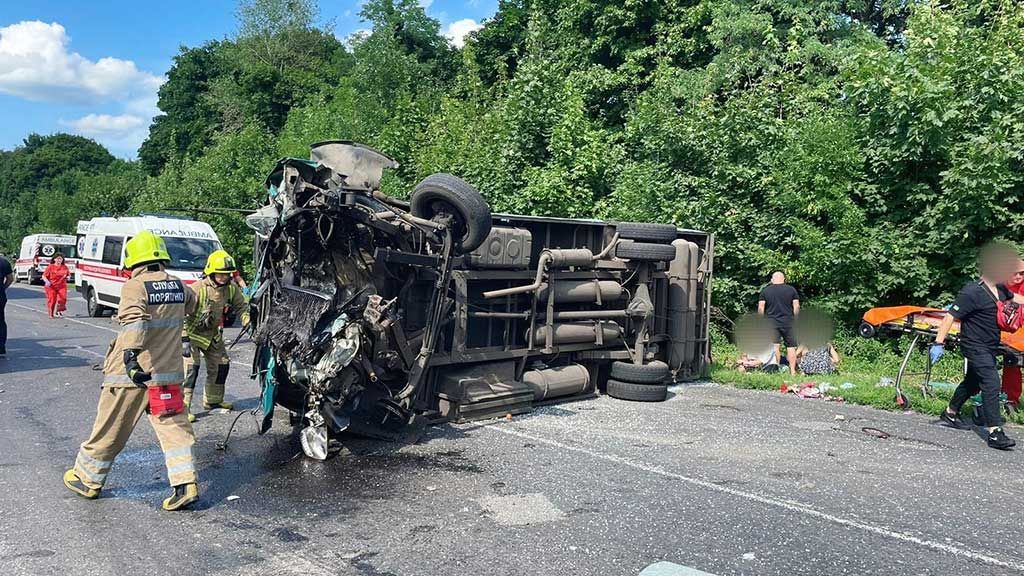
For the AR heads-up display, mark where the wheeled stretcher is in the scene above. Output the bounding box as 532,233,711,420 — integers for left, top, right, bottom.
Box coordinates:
858,306,1024,409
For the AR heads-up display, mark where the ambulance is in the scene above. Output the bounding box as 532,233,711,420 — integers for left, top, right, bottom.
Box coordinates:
15,234,78,284
75,215,223,317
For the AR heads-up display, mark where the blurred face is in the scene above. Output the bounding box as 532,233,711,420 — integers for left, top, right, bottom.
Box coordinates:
734,313,776,354
53,255,64,265
979,242,1019,284
211,272,232,286
1013,260,1024,285
794,307,834,348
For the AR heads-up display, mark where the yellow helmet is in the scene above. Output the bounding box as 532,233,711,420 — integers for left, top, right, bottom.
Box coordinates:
204,249,237,276
124,231,170,269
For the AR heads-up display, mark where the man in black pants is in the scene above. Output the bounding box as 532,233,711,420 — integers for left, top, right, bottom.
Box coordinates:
0,254,12,357
933,243,1019,450
759,272,800,375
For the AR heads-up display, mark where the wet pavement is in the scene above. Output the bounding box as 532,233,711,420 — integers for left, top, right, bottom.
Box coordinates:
1,284,1023,575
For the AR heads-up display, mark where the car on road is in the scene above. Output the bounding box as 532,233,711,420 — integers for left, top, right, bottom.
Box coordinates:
75,215,223,317
246,141,714,459
15,234,78,285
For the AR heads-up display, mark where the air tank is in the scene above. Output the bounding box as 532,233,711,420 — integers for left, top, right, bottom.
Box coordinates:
522,364,590,400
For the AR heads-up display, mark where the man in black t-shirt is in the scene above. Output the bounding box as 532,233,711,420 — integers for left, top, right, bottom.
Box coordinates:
759,272,800,374
0,255,13,357
933,243,1020,450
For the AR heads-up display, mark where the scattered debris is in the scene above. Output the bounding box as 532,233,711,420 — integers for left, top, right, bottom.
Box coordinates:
861,427,891,439
833,414,846,422
876,377,894,388
840,382,855,390
226,495,240,501
742,552,756,561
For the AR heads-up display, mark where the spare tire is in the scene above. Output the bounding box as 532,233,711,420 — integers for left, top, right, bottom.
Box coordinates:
411,173,492,253
614,222,677,244
606,379,669,402
615,241,677,262
610,360,670,384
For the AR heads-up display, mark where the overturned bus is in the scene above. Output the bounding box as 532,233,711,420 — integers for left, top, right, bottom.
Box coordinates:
246,141,713,459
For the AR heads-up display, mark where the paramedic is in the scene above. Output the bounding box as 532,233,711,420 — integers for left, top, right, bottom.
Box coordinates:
933,242,1018,450
63,231,201,510
758,272,800,375
1001,259,1024,405
42,253,70,318
182,250,250,422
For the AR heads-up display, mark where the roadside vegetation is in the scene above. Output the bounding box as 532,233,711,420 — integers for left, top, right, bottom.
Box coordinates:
1,0,1023,343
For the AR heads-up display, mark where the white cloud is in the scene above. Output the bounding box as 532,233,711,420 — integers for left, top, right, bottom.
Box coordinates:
0,20,164,156
0,21,162,104
444,19,483,48
343,28,372,50
419,0,434,8
60,113,149,155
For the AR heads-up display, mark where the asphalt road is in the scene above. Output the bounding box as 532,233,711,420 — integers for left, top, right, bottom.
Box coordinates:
2,283,1023,576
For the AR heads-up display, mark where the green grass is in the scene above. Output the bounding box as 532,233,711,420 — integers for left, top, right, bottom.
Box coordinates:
708,326,1024,424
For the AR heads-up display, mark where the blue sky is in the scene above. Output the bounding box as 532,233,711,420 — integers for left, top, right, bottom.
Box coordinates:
0,0,497,158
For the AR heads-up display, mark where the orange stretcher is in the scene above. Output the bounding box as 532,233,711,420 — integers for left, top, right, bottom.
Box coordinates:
859,306,1024,408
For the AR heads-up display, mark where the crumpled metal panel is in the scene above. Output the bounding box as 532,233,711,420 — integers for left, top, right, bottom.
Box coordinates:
310,141,398,191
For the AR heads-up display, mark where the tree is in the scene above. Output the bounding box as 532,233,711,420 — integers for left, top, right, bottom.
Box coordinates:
0,134,117,252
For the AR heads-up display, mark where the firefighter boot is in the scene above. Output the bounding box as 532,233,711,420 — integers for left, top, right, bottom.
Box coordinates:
203,364,233,410
162,483,199,511
63,469,100,499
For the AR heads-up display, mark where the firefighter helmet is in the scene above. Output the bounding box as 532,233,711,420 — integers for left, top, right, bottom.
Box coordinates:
124,231,171,269
204,249,237,276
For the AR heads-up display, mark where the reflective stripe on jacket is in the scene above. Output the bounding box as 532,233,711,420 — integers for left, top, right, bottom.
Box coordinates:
184,277,249,350
101,267,198,388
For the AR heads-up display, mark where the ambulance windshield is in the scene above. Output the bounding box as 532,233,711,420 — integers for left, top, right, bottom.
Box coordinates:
164,238,222,270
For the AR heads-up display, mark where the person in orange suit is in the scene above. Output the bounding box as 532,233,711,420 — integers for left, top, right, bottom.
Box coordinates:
1001,259,1024,406
43,253,70,318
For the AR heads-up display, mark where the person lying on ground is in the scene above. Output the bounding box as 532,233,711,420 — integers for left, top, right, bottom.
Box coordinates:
735,346,780,374
796,342,840,375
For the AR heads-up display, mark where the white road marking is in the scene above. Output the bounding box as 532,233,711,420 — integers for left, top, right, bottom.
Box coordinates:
488,425,1024,573
8,301,118,334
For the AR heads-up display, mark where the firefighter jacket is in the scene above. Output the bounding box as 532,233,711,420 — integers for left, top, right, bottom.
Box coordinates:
102,267,198,387
183,277,249,350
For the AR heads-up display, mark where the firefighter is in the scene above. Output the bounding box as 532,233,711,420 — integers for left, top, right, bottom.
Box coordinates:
182,249,250,422
63,231,200,511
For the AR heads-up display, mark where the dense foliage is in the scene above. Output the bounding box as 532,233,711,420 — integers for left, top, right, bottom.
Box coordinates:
1,0,1022,325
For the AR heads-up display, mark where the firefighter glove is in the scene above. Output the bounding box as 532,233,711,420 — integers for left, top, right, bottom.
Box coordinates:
123,349,152,386
182,337,192,358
